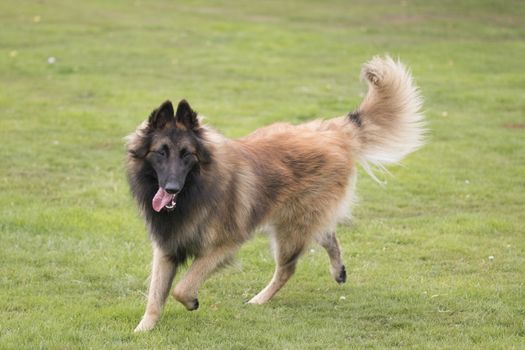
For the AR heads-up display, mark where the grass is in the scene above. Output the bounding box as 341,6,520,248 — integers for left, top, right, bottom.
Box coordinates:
1,0,524,348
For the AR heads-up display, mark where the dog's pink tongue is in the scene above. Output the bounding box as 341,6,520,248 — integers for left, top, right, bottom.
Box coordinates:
152,188,174,212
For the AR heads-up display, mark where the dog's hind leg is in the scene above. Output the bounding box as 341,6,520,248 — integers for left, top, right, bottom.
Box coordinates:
247,256,300,305
248,228,306,305
134,246,177,332
316,231,346,284
173,244,238,311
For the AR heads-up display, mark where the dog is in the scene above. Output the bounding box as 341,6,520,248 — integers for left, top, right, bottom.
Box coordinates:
126,56,424,332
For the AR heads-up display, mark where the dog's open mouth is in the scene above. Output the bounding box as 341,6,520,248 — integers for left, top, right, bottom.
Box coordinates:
152,188,177,212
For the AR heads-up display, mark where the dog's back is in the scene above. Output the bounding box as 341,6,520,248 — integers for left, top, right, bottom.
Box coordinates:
231,56,425,304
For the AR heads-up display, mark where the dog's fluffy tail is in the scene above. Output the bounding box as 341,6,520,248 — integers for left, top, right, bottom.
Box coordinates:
349,56,425,180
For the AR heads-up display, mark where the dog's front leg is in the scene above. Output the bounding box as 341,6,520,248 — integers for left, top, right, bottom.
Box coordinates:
173,244,237,310
134,246,177,332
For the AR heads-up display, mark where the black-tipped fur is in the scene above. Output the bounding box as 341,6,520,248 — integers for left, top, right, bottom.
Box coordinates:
336,265,347,284
176,99,199,130
149,100,175,129
348,111,362,127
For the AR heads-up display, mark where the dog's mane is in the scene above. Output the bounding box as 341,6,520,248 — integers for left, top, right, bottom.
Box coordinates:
126,125,221,264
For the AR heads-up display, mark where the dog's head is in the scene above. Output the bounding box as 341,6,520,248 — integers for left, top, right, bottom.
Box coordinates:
127,99,211,212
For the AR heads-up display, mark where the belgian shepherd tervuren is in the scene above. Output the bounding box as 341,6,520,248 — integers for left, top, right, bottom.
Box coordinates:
126,56,424,331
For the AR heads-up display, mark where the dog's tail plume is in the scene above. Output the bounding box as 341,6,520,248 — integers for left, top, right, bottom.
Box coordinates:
349,56,425,180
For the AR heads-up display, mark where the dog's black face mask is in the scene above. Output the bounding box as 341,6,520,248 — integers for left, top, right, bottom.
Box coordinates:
144,99,204,212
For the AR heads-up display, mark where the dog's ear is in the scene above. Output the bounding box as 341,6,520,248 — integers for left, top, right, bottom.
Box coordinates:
175,99,199,130
148,100,175,129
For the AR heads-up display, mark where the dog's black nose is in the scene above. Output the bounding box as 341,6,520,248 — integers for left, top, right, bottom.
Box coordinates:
165,183,181,195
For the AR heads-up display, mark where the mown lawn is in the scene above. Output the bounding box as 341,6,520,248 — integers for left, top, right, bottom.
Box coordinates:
1,0,524,348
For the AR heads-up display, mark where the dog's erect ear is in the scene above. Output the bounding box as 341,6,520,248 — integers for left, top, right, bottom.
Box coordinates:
175,99,199,130
148,100,175,129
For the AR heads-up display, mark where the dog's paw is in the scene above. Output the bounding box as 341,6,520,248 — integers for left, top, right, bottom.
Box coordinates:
246,298,262,305
173,291,200,311
247,294,269,305
187,298,199,311
173,285,200,311
134,317,157,333
335,265,347,284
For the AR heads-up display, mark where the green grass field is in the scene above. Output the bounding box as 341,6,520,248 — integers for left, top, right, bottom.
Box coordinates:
1,0,524,348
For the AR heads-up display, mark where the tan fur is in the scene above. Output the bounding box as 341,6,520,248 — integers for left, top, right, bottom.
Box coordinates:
130,56,425,331
134,245,176,332
352,56,425,178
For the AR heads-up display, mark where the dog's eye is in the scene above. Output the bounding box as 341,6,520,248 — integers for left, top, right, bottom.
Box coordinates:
156,148,167,157
180,148,191,159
